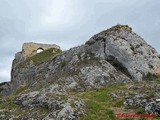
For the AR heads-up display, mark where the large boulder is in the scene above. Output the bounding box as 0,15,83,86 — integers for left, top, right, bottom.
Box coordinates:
86,25,160,81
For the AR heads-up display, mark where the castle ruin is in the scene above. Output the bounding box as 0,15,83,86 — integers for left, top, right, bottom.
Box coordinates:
22,42,61,57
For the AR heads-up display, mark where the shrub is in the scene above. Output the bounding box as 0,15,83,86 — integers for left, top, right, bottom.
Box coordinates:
136,107,145,114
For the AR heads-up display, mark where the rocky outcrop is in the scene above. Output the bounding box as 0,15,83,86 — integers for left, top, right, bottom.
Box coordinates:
15,90,85,120
1,25,160,119
110,80,160,116
2,24,160,97
85,25,160,81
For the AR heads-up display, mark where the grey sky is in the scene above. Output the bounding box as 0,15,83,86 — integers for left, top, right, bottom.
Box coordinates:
0,0,160,82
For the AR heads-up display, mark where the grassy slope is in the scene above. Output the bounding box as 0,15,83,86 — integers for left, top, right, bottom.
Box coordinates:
73,84,130,120
1,48,160,119
17,48,61,68
0,85,49,119
70,81,160,120
0,81,160,119
0,48,61,118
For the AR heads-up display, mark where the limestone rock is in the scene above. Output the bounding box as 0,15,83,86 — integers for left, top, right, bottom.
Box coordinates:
86,25,160,81
3,25,160,96
1,24,160,119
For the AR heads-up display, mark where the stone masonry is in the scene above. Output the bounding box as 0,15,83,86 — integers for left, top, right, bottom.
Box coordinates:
22,42,61,57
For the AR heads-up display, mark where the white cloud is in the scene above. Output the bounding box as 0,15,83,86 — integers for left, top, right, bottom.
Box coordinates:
27,0,86,33
41,0,75,27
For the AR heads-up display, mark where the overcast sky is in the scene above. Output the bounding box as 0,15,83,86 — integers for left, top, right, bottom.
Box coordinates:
0,0,160,82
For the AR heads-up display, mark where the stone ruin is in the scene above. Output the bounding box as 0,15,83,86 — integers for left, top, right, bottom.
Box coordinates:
22,42,61,57
12,42,61,69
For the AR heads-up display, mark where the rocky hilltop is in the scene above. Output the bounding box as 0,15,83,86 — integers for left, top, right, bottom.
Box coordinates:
0,25,160,120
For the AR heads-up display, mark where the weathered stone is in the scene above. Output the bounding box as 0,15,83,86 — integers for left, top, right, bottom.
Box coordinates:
145,102,160,115
1,24,160,119
3,25,160,96
85,25,160,81
22,42,60,57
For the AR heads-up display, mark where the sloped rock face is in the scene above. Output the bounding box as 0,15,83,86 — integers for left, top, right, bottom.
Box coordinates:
1,25,160,119
8,25,160,94
2,25,160,97
85,25,160,81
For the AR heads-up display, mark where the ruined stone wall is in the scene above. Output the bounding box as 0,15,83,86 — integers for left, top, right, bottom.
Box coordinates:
22,42,60,57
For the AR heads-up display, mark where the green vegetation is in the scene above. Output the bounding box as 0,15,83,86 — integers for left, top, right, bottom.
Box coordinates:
106,109,116,120
112,99,124,107
70,100,75,108
85,40,93,46
17,48,61,68
0,86,50,118
0,96,20,110
30,48,61,65
0,99,50,118
60,60,67,68
145,91,155,99
136,107,145,114
72,84,127,120
0,102,7,109
14,84,29,95
70,81,160,120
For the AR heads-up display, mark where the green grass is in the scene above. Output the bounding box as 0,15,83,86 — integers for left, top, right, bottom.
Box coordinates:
72,84,128,120
14,84,29,95
30,48,61,65
16,48,61,68
106,109,116,120
70,100,75,108
72,81,160,120
0,100,19,110
0,100,49,119
112,99,124,107
0,102,7,109
0,87,50,118
136,107,145,114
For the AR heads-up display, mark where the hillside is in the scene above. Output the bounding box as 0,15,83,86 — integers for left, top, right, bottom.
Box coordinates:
0,25,160,120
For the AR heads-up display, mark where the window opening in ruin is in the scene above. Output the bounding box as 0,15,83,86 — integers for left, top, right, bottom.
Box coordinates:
37,48,44,53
